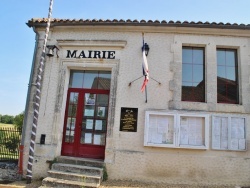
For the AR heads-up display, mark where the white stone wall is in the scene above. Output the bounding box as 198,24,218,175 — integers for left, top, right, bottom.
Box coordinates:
23,26,250,186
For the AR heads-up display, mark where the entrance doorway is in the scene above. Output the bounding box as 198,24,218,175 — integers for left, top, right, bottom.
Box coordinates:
61,70,111,159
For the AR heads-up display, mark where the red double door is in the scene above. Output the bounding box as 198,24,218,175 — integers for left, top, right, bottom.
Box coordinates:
61,88,109,159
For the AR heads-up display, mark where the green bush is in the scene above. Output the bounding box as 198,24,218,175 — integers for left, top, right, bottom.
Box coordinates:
13,112,24,133
5,135,20,153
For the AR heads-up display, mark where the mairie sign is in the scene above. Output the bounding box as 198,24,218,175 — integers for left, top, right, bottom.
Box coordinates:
66,50,116,59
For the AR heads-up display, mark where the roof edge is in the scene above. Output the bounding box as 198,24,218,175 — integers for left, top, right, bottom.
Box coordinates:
26,18,250,30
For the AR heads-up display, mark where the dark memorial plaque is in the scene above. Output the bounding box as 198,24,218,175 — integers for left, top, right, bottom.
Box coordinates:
120,107,138,132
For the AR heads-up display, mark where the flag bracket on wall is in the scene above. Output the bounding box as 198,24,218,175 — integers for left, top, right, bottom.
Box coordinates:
128,76,161,87
128,75,161,103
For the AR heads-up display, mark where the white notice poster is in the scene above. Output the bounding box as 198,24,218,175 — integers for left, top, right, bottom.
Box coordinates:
86,119,93,129
148,129,156,143
231,138,239,150
188,123,196,133
239,139,246,150
221,119,228,149
158,118,168,133
95,120,103,130
212,117,228,149
185,117,204,146
196,118,203,129
235,118,245,139
85,109,94,117
94,134,101,145
188,123,197,145
231,124,238,139
212,117,221,149
231,117,238,126
188,133,196,145
196,124,203,145
180,124,189,145
214,117,220,127
151,132,163,144
149,115,157,128
84,133,92,143
212,135,221,149
196,135,203,146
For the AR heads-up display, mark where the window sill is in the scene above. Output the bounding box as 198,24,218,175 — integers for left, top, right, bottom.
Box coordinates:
144,144,208,150
216,103,244,113
212,148,247,152
169,100,245,113
169,100,209,111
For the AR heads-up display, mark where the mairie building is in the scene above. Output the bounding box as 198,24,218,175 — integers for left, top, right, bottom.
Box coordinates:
22,18,250,187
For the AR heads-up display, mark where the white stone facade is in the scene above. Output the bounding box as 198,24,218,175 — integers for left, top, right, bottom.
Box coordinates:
22,21,250,186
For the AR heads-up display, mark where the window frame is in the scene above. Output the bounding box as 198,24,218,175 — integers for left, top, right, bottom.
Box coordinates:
69,70,111,89
144,111,209,150
216,48,239,104
181,46,205,102
212,116,246,151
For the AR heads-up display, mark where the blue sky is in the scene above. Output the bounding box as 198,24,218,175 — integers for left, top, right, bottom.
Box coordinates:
0,0,250,116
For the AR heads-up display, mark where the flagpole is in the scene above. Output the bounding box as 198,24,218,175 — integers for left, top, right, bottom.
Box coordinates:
128,33,160,101
142,33,147,103
141,33,149,102
26,0,54,183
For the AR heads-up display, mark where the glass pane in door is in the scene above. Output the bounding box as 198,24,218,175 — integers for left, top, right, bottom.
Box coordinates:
81,93,96,144
80,93,109,145
93,133,106,145
94,94,109,145
84,93,96,117
95,120,106,131
81,133,92,144
65,92,78,143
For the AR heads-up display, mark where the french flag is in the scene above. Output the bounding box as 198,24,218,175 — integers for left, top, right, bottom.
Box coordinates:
141,41,149,92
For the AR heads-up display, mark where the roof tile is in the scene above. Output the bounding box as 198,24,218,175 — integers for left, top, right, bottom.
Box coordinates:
26,18,250,30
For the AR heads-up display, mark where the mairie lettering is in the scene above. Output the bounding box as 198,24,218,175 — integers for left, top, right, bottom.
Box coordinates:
66,50,115,59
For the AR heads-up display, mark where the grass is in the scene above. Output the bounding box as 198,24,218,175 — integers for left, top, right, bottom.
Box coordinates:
0,123,14,128
0,154,19,160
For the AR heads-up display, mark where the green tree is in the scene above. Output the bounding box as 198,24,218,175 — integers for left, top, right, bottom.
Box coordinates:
14,112,24,133
1,115,14,124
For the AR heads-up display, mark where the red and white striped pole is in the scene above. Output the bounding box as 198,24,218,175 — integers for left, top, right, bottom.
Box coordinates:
26,0,54,183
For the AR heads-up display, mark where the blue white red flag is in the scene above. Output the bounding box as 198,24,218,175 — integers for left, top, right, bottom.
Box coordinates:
141,41,149,92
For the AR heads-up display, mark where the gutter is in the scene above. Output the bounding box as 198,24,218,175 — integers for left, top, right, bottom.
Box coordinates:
19,26,39,175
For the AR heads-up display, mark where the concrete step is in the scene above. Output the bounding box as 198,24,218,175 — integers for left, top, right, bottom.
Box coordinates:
42,177,99,188
52,163,103,176
48,170,101,184
57,156,104,168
